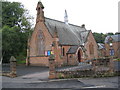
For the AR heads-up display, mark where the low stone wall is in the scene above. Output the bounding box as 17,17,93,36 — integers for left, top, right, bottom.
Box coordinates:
56,70,94,78
55,59,119,79
48,56,120,79
55,69,118,79
92,58,110,66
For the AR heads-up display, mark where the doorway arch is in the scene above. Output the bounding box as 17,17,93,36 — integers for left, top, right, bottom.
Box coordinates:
77,49,81,62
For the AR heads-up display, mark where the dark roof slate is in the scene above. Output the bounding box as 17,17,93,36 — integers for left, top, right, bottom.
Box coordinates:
105,34,120,43
45,17,90,45
67,46,79,54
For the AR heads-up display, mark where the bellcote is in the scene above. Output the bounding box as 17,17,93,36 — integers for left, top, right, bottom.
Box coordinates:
64,10,68,24
36,1,45,23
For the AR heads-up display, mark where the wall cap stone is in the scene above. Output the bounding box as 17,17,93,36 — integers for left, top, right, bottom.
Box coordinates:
10,56,16,62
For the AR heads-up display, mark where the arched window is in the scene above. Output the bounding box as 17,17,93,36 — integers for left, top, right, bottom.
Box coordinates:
89,43,94,55
37,30,45,55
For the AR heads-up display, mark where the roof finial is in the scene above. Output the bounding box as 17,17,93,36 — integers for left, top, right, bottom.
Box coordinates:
64,9,68,24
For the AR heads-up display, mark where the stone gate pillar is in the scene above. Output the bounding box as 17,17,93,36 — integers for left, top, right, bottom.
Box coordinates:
49,55,56,79
10,56,17,77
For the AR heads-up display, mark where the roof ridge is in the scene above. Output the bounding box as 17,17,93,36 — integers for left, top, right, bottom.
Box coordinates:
45,17,82,28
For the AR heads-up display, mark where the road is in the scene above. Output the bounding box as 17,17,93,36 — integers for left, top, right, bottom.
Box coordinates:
2,76,119,89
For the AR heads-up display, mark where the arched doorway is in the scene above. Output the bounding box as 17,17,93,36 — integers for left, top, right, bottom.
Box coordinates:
78,49,81,62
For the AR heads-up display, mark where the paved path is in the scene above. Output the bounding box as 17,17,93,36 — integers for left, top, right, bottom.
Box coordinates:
2,65,49,80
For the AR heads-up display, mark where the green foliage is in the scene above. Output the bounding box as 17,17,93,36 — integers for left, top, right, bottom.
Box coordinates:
17,59,26,64
2,1,33,63
93,32,115,43
106,32,114,35
93,32,107,43
2,2,24,27
115,32,120,35
113,58,120,61
58,73,64,79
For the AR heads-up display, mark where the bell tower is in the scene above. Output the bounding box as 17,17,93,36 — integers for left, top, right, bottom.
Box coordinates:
36,1,45,23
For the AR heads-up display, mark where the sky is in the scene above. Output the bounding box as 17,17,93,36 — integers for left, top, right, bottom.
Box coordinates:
6,0,119,33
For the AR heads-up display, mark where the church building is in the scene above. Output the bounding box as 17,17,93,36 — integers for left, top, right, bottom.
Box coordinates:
26,1,98,67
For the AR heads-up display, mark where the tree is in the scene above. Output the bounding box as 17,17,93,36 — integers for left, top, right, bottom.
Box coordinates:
93,32,106,43
106,32,114,36
2,1,33,31
115,32,120,35
2,1,33,63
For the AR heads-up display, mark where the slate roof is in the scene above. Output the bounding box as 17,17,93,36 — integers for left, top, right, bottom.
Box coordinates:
98,43,105,50
67,46,79,54
105,34,120,43
45,17,90,46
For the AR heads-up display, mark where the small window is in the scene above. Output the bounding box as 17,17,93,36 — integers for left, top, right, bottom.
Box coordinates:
110,49,114,56
63,48,65,56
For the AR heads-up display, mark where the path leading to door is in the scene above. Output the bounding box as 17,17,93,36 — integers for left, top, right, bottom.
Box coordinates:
21,71,49,80
2,65,49,80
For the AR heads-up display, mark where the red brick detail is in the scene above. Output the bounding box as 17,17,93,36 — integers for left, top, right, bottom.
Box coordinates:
29,56,49,66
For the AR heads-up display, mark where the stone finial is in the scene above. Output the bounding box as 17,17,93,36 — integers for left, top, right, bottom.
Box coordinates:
10,56,16,62
37,1,44,9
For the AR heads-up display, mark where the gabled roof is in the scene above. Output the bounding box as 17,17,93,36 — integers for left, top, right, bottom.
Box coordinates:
104,34,120,43
45,17,90,46
67,46,79,54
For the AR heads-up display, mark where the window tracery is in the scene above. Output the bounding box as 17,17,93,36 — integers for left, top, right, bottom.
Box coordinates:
37,29,45,55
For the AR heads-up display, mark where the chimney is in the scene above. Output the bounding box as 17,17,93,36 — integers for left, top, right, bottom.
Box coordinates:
81,24,85,28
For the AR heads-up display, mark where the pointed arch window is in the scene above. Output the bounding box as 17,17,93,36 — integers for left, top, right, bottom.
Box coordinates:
37,29,45,55
89,43,94,55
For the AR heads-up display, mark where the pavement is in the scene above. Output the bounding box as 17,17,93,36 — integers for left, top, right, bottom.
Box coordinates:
1,65,120,89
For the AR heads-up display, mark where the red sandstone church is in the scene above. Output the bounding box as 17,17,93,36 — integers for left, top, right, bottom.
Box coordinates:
26,1,98,67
